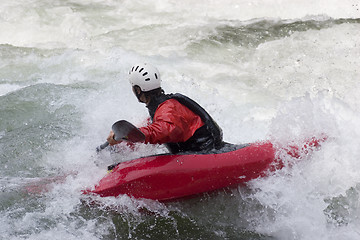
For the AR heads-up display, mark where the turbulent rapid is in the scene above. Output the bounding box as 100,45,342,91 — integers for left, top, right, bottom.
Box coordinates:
1,0,360,239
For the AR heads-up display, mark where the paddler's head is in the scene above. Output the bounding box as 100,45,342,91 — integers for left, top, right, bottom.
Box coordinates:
129,63,164,105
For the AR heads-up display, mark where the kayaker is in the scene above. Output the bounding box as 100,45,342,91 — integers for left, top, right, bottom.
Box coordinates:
107,63,223,154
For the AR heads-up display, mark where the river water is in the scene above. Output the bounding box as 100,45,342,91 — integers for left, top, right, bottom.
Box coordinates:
1,0,360,239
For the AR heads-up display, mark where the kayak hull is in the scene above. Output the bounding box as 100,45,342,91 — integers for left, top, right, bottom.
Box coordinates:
86,138,323,201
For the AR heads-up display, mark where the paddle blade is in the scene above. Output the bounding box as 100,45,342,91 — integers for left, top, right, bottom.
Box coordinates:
112,120,145,142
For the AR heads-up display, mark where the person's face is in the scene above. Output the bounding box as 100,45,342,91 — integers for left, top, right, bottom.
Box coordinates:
132,86,147,103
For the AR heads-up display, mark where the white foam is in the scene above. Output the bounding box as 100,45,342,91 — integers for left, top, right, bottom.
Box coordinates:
0,84,24,96
0,0,359,49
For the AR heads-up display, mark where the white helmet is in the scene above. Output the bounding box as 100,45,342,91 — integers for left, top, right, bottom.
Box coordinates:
129,63,161,92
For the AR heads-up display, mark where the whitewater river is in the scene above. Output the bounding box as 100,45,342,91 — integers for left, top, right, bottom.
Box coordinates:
1,0,360,239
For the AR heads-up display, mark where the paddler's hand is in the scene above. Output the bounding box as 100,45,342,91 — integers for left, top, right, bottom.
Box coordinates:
107,131,122,146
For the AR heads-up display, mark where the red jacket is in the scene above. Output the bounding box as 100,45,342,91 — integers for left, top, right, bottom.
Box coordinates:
139,99,204,144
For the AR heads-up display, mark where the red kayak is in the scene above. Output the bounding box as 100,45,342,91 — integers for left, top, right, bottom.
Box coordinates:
85,138,324,201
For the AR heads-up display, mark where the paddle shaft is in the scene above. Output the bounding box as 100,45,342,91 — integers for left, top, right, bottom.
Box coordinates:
96,141,109,152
